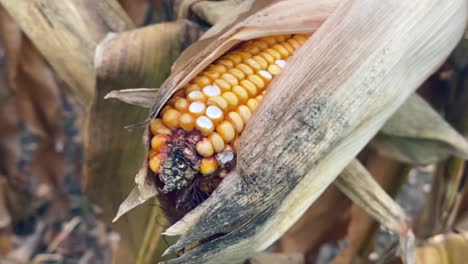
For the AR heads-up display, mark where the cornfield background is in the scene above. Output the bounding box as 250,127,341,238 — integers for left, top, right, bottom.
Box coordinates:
0,0,467,263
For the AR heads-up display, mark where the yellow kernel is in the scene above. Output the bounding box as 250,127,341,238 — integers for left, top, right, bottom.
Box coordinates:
202,70,220,81
259,36,277,45
217,59,234,68
221,73,239,87
216,121,236,143
193,76,211,87
233,51,252,60
150,119,163,135
148,149,156,159
282,42,294,54
185,84,201,93
223,54,242,64
232,139,238,152
240,80,258,97
222,92,239,111
237,105,252,123
174,98,189,111
179,113,195,131
160,105,173,115
206,105,224,125
246,98,259,112
275,34,290,42
209,132,225,153
231,85,249,104
227,111,244,133
207,96,229,111
154,125,172,135
162,109,180,129
244,46,260,54
293,34,309,44
200,157,218,175
214,79,231,92
187,90,206,102
244,58,262,72
228,68,246,80
258,52,275,64
272,44,289,59
255,95,264,102
149,154,163,173
236,63,254,76
196,138,215,157
208,64,227,74
151,134,170,151
188,102,206,117
264,48,281,60
195,116,214,136
252,56,268,70
252,41,269,50
287,38,301,49
168,96,181,106
267,64,282,75
219,169,228,178
247,75,265,90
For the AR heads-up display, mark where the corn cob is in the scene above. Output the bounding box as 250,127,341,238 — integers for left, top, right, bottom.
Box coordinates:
148,34,309,197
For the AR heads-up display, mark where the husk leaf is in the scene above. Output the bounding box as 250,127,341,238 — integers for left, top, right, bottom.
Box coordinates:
191,0,244,25
373,94,468,164
160,0,466,263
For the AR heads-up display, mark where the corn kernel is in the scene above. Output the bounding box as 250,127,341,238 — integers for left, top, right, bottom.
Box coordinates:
162,109,181,129
228,68,246,81
196,138,214,157
185,84,201,93
187,90,206,102
227,111,244,133
252,56,268,69
237,105,252,123
216,120,236,143
200,157,218,175
196,116,214,136
236,63,254,75
267,64,282,75
221,73,239,87
207,95,229,111
188,102,206,117
206,105,224,125
174,98,189,111
264,48,281,60
217,59,234,68
240,80,258,97
247,75,265,90
222,92,239,111
151,134,170,151
208,64,227,73
209,132,225,153
202,70,220,81
214,79,231,92
193,76,211,87
246,98,259,112
231,85,249,104
202,85,221,97
244,58,262,71
179,113,195,131
149,154,163,173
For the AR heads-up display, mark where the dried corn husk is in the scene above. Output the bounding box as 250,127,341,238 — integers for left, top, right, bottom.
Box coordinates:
373,95,468,165
108,0,466,263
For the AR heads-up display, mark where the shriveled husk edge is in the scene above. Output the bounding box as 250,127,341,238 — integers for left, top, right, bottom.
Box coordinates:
113,0,341,222
159,0,466,263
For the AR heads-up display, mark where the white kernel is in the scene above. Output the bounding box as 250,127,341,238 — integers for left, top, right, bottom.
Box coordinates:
196,116,214,131
275,59,286,68
202,85,221,97
189,102,206,116
259,70,273,80
206,105,223,119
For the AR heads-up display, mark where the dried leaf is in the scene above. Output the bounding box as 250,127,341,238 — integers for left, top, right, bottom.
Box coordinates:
0,0,133,104
118,0,150,26
105,88,158,109
95,20,202,91
191,0,244,25
373,95,468,165
159,0,466,263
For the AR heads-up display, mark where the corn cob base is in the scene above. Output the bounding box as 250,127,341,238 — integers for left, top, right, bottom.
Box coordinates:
148,34,309,215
